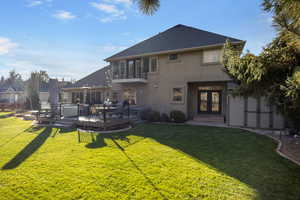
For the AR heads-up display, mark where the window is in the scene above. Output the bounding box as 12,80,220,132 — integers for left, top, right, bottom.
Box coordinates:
112,61,119,78
123,88,136,105
120,61,126,78
203,49,221,63
169,54,178,60
135,59,141,77
150,57,158,73
72,92,84,104
172,87,184,103
128,60,135,78
142,57,149,73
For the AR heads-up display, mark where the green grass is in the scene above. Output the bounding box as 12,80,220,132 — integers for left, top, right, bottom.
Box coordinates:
0,117,300,200
0,112,12,118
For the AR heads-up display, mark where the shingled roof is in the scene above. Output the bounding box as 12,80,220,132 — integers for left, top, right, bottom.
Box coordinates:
106,24,244,61
64,66,110,89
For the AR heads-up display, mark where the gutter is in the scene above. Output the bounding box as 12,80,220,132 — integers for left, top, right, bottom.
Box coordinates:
105,41,246,62
62,86,112,91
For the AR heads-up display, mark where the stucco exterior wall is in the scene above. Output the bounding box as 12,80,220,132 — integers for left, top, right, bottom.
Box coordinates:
114,48,232,115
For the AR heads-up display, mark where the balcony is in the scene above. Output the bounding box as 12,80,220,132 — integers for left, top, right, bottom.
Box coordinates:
112,72,148,84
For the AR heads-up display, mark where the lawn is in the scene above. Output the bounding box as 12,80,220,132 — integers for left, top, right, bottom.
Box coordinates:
0,116,300,200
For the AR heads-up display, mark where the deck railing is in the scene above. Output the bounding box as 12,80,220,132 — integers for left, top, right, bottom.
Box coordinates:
113,72,148,80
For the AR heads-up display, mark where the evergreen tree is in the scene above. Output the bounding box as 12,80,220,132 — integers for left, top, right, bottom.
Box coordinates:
136,0,160,15
26,72,40,110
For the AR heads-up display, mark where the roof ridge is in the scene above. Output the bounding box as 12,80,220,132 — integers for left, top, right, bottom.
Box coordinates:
175,24,242,41
105,24,244,61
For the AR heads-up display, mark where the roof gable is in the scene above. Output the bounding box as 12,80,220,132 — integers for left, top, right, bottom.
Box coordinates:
64,66,110,89
106,24,244,60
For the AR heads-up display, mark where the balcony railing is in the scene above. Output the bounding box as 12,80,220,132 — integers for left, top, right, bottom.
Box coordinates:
112,72,148,83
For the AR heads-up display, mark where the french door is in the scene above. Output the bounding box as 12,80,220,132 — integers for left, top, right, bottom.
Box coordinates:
198,90,222,114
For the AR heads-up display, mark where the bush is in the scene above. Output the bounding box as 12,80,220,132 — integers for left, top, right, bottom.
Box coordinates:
170,110,186,123
160,113,170,122
148,111,160,122
140,108,152,121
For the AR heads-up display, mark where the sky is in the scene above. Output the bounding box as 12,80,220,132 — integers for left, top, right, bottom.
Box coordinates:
0,0,276,81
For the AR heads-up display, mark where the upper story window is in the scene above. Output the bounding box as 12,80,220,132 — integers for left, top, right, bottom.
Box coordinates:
135,59,141,75
128,60,134,78
203,49,222,64
169,54,178,61
142,57,149,73
112,61,119,78
120,61,126,75
150,57,158,73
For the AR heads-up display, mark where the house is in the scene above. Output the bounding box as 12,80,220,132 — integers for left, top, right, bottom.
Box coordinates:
104,24,284,129
23,78,70,109
62,66,112,104
0,85,25,105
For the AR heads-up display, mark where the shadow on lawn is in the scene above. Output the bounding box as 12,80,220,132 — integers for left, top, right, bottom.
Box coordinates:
0,126,44,148
0,113,14,119
81,124,300,200
2,127,52,170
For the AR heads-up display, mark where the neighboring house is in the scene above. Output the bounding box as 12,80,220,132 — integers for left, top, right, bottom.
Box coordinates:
24,79,69,109
0,86,25,104
62,66,112,104
103,24,284,129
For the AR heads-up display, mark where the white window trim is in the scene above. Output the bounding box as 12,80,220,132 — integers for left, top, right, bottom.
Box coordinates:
202,49,222,64
170,86,185,104
149,56,159,73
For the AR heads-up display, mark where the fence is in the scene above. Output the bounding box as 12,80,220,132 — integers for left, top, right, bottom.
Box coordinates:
228,96,285,129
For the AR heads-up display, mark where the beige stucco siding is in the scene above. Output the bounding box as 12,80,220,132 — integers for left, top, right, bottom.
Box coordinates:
114,48,232,115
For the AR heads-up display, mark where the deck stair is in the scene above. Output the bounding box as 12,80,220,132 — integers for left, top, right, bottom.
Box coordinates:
52,117,77,128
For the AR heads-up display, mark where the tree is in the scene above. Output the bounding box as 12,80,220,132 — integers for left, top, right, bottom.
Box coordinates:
262,0,300,37
223,0,300,129
0,76,4,85
38,70,50,83
26,72,41,110
136,0,160,15
223,36,300,128
6,70,22,86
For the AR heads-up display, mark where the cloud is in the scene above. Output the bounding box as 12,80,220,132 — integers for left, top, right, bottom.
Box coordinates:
103,0,133,7
0,37,18,55
26,0,52,7
90,2,124,16
53,10,76,20
100,44,127,52
100,15,127,23
0,43,126,80
27,0,43,7
90,2,128,23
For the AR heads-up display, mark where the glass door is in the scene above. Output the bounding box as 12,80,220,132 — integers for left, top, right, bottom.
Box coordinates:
198,90,221,114
199,91,208,112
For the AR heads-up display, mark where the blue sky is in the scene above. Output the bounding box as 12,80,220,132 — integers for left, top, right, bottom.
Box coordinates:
0,0,275,80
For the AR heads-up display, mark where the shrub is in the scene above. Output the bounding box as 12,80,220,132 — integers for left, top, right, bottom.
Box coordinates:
148,111,160,122
170,110,186,123
140,108,152,121
160,113,170,122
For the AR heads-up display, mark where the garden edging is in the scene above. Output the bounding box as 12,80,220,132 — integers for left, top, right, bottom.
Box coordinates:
242,128,300,166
